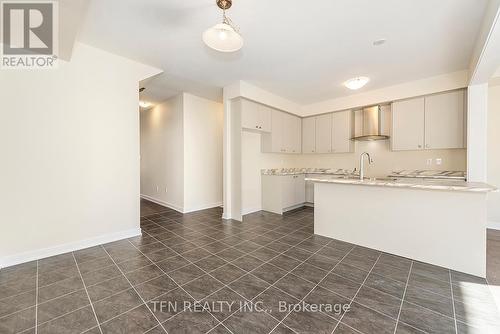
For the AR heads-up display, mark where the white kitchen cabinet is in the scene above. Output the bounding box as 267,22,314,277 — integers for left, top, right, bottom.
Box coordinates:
391,97,425,151
315,114,333,153
391,90,466,151
332,110,353,153
259,105,272,132
424,90,465,149
262,174,306,214
287,114,302,153
262,109,302,153
302,117,316,153
281,175,296,209
240,99,271,132
294,175,305,204
270,109,285,152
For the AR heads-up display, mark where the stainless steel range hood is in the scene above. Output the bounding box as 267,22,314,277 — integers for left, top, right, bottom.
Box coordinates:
351,105,390,141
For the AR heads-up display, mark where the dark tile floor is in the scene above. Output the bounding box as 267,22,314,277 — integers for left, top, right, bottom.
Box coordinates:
2,202,500,334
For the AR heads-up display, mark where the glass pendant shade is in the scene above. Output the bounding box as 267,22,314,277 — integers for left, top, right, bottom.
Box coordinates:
203,23,243,52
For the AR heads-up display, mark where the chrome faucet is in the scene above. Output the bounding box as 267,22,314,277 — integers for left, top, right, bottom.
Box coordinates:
359,152,373,180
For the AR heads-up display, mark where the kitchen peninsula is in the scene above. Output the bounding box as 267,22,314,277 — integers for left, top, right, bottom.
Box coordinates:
309,176,496,277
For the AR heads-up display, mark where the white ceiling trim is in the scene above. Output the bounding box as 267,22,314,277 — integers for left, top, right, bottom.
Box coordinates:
494,66,500,78
300,70,469,116
469,0,500,84
223,81,302,116
224,71,469,118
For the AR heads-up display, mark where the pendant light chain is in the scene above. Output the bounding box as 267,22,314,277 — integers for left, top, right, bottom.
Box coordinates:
222,7,240,33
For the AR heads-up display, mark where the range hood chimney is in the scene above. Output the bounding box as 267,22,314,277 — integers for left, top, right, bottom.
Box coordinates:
351,105,390,141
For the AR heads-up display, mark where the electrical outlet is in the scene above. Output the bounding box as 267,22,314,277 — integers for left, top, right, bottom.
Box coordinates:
436,158,442,165
426,158,433,166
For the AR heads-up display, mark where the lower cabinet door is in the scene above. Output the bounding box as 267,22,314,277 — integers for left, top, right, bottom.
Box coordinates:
295,175,306,205
281,175,296,208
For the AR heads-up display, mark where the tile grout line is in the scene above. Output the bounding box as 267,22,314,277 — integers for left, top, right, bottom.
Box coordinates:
131,210,494,333
123,241,236,334
5,213,448,334
139,211,326,330
195,233,341,331
154,221,317,333
72,253,104,334
35,260,38,334
146,216,324,300
330,252,382,334
33,210,446,330
392,261,414,334
267,243,357,334
139,211,414,331
313,269,450,334
449,270,458,334
100,246,170,334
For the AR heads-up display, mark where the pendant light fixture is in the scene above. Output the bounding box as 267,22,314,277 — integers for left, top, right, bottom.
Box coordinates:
203,0,243,52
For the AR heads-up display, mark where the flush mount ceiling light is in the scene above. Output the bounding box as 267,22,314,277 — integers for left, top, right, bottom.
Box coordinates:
139,101,152,109
373,39,387,46
203,0,243,52
344,77,370,90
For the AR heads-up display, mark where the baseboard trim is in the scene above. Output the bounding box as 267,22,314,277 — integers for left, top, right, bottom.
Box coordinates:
140,194,183,213
0,228,142,269
183,202,223,214
487,221,500,230
242,207,262,216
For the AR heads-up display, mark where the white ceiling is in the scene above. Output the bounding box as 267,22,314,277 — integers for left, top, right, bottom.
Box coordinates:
78,0,488,105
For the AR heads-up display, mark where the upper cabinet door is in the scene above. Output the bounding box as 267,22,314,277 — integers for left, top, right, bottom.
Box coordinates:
240,99,261,130
315,114,333,153
259,105,272,132
280,113,302,154
424,90,465,150
332,110,353,153
391,97,425,151
302,117,316,153
271,109,284,153
291,116,302,154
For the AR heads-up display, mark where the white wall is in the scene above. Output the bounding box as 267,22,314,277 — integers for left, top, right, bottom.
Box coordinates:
140,95,184,211
183,93,223,212
241,132,295,214
488,83,500,224
0,43,161,267
140,93,223,213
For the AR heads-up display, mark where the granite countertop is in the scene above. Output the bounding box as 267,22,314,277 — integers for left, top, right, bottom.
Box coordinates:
305,176,497,193
261,168,352,176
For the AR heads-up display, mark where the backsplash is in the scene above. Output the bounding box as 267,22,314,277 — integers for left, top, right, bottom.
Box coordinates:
289,140,466,177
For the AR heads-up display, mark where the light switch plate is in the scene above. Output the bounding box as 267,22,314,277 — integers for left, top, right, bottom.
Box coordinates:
436,158,442,165
426,158,433,166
